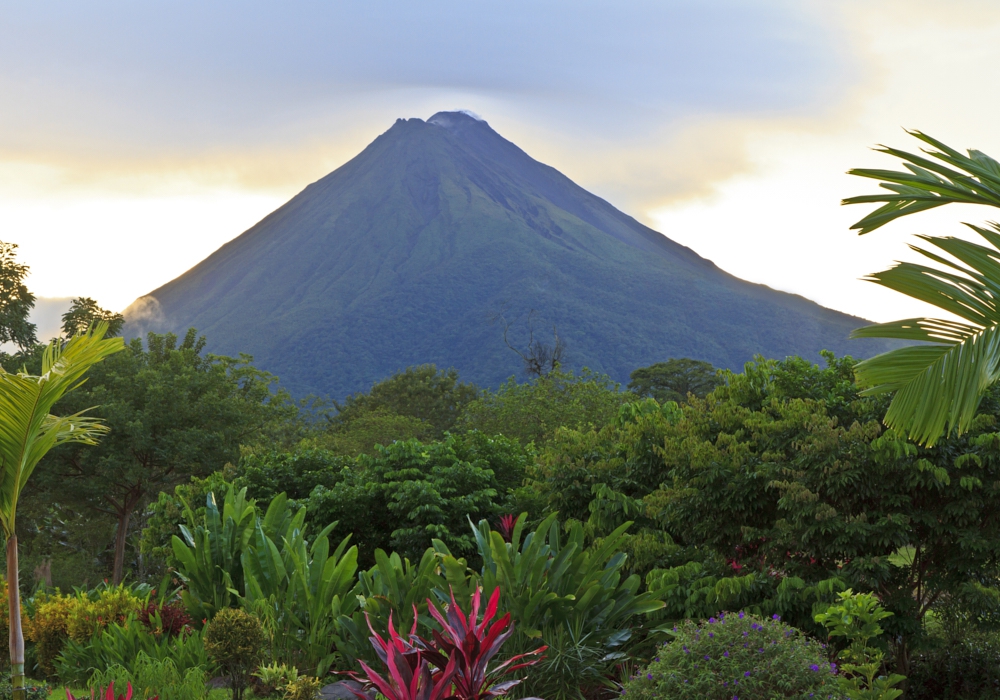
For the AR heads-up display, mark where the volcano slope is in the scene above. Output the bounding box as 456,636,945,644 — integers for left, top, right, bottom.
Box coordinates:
124,111,893,398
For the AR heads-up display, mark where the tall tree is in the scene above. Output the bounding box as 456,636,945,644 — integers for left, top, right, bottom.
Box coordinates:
46,328,290,583
0,324,122,699
627,358,721,404
845,131,1000,445
61,297,125,338
332,364,478,436
0,242,37,352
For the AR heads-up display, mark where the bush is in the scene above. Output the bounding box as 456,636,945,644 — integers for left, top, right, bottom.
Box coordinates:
22,593,75,678
906,632,1000,700
138,601,192,636
283,676,321,700
66,585,146,641
0,678,49,700
89,653,208,700
621,612,840,700
203,608,264,700
252,662,298,696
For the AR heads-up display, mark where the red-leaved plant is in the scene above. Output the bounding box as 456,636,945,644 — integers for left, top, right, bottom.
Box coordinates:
66,681,157,700
349,611,457,700
496,516,517,543
420,588,545,700
349,588,545,700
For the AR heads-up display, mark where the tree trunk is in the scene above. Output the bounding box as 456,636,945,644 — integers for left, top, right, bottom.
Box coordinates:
7,536,24,700
112,508,132,585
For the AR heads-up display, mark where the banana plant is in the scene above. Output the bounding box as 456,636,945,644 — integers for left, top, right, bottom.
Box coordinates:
241,498,358,676
472,513,664,641
469,513,663,699
332,544,472,668
170,485,256,623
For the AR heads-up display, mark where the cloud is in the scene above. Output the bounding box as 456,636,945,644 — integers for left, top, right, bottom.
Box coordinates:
0,0,855,199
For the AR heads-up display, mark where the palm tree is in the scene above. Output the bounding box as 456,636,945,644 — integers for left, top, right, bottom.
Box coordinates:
0,324,122,699
845,130,1000,446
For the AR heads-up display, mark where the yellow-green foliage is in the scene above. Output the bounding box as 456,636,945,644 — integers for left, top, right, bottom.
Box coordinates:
23,594,75,678
283,676,321,700
253,662,298,696
66,586,145,642
203,608,264,700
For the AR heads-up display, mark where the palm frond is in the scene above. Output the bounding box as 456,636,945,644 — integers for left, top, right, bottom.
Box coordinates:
848,132,1000,445
844,130,1000,234
0,322,124,534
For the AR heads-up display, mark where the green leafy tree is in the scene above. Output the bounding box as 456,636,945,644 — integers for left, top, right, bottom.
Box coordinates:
644,353,1000,675
43,328,292,584
0,242,37,352
321,409,435,456
457,368,625,446
627,358,720,404
845,131,1000,446
332,365,477,436
0,325,122,699
308,435,502,563
60,297,124,338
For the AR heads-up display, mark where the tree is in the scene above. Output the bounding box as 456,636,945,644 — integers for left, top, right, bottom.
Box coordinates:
844,131,1000,445
61,297,124,338
627,358,721,404
644,353,1000,674
0,325,122,699
491,308,565,377
332,365,478,437
457,368,624,446
45,328,290,584
0,242,37,352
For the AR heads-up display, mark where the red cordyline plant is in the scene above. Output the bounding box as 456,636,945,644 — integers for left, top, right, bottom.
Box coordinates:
349,611,457,700
496,515,517,543
420,587,546,700
350,588,545,700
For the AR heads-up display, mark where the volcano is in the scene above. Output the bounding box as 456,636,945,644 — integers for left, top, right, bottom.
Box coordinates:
124,111,891,398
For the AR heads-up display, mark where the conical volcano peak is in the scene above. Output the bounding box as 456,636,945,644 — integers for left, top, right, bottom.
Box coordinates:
125,111,897,399
428,110,487,129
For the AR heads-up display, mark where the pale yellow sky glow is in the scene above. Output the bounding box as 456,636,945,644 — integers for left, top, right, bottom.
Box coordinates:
3,0,1000,334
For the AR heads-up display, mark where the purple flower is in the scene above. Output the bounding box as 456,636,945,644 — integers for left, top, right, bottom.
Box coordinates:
709,617,716,624
654,657,659,662
738,611,745,619
683,646,690,654
743,631,748,637
810,664,820,672
744,671,751,677
709,632,714,638
772,614,781,621
723,651,729,657
704,655,710,661
647,674,653,680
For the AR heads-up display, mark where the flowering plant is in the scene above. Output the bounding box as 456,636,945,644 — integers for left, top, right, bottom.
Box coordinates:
621,612,841,700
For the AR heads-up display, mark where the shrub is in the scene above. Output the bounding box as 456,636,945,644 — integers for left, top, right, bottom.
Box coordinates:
66,585,146,641
283,676,321,700
621,612,840,700
89,653,208,700
0,678,49,700
203,608,264,700
22,593,75,678
252,662,298,696
906,632,1000,700
138,602,192,636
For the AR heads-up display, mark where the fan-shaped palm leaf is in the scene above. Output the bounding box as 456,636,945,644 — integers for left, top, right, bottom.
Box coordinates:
846,131,1000,446
0,322,123,700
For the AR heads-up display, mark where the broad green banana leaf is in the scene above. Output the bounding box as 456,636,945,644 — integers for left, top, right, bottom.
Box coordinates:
845,130,1000,445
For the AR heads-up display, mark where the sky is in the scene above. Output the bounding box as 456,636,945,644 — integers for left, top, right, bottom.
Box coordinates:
3,0,1000,341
